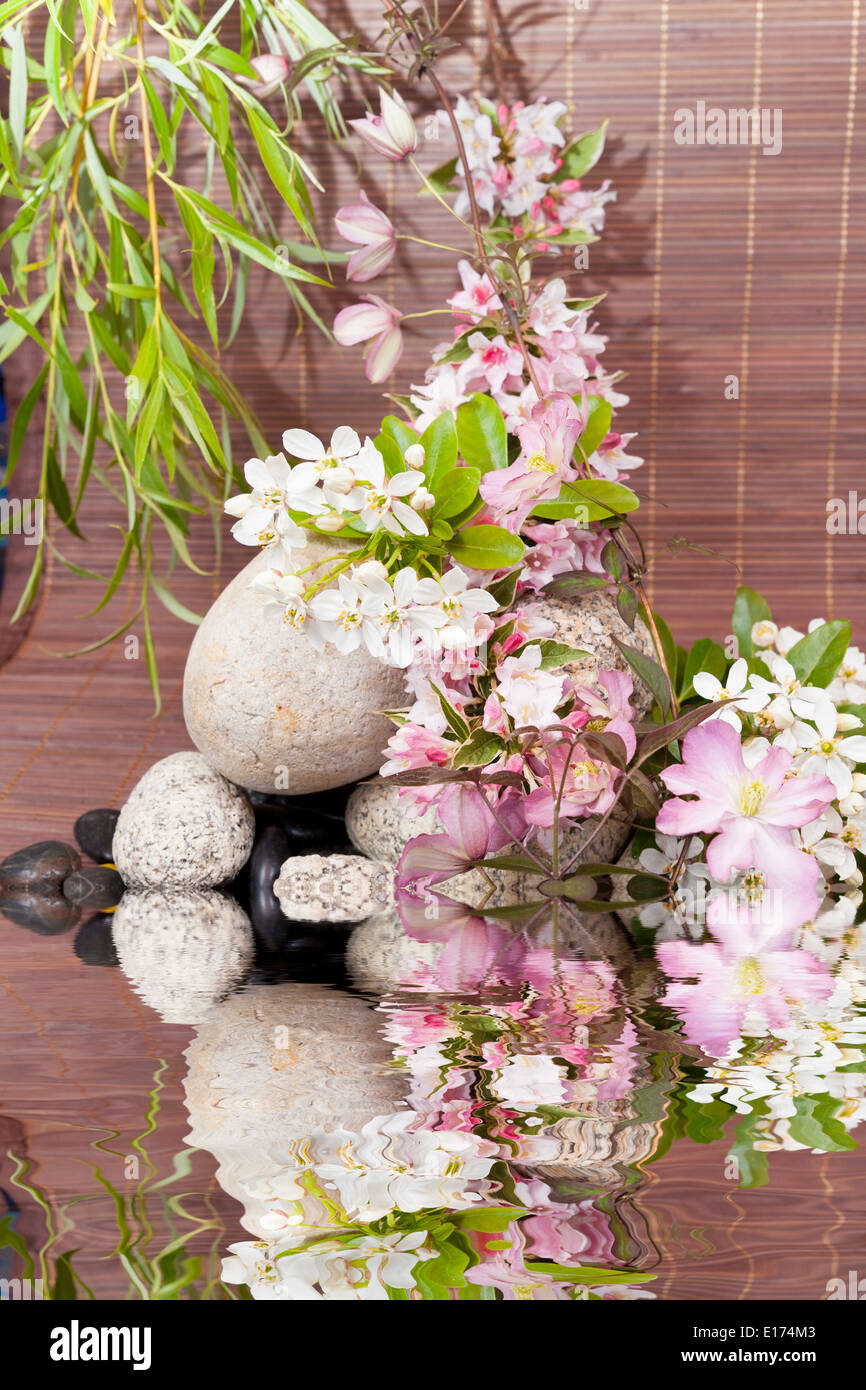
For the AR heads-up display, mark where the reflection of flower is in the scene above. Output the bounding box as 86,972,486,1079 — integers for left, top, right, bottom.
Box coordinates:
222,1231,432,1301
658,899,834,1057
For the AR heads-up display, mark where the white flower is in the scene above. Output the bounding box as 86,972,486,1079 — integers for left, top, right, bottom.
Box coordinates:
307,574,365,654
828,645,866,704
413,567,498,649
637,833,710,938
494,645,565,729
774,625,805,656
248,568,309,632
796,811,858,880
785,702,866,798
358,565,436,668
692,657,769,729
351,447,429,537
225,452,320,556
751,619,779,649
749,654,832,727
282,424,363,476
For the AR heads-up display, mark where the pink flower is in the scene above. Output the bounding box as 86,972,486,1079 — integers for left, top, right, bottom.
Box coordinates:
480,393,583,531
524,742,619,827
657,721,835,923
333,294,403,382
349,88,417,162
657,898,834,1056
334,191,396,283
457,332,524,395
570,669,637,761
240,53,290,97
380,721,452,777
448,260,502,322
395,890,527,992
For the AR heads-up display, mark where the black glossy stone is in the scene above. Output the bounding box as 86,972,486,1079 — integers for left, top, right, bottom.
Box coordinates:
62,866,125,910
0,887,81,935
248,825,294,951
0,840,81,892
73,915,120,967
73,808,120,864
252,802,349,851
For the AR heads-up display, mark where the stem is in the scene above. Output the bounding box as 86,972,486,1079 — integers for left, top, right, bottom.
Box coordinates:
420,64,544,398
398,233,469,254
135,0,162,320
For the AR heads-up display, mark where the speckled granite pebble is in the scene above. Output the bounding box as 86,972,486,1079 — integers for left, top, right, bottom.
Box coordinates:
273,852,394,923
537,588,656,716
112,752,255,889
182,544,408,794
112,888,254,1023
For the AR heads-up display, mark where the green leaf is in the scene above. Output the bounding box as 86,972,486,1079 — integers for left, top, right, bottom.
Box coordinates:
627,873,669,903
430,682,470,741
452,729,504,768
8,23,27,160
555,120,609,181
680,637,728,699
432,466,480,520
636,700,723,763
424,156,458,197
448,523,524,571
731,585,772,659
538,875,598,901
785,620,851,688
538,639,591,669
420,411,458,489
380,414,418,456
530,479,640,523
614,637,672,715
577,395,612,460
455,394,507,472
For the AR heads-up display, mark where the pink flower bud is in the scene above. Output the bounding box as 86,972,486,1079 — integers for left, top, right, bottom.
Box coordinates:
241,53,290,97
333,294,404,383
334,190,396,283
349,87,417,162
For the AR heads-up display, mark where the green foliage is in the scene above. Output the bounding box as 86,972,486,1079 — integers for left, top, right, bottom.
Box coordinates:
731,585,772,658
455,393,508,472
0,0,380,700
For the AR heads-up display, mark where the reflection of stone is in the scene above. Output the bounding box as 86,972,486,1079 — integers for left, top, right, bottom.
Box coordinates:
346,910,442,994
182,544,408,794
112,752,255,889
273,853,394,923
112,889,254,1024
183,982,406,1236
523,1102,666,1188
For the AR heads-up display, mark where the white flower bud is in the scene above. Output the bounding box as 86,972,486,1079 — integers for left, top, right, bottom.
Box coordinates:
750,619,778,648
280,574,306,597
836,711,862,731
775,626,804,655
852,773,866,792
316,514,346,532
839,792,865,816
354,560,389,583
326,467,356,495
403,443,425,469
411,485,435,512
848,868,864,888
224,493,253,517
767,695,794,729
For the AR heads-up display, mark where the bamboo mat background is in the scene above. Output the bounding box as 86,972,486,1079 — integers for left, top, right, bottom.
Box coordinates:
0,0,863,1299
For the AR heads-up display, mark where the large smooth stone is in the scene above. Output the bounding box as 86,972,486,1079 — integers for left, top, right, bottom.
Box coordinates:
183,981,406,1236
536,588,657,717
112,888,254,1023
346,909,444,994
112,751,255,889
182,544,408,794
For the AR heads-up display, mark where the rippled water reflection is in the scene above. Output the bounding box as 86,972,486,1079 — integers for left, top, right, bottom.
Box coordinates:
2,890,865,1300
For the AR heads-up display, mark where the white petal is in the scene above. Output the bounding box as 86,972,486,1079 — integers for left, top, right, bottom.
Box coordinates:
692,671,722,699
392,499,428,535
283,428,325,461
330,425,361,458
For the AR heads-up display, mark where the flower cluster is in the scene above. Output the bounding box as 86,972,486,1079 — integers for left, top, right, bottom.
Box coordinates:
448,96,616,240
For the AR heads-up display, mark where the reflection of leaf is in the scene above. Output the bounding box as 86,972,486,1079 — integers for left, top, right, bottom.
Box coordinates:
787,1095,856,1153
